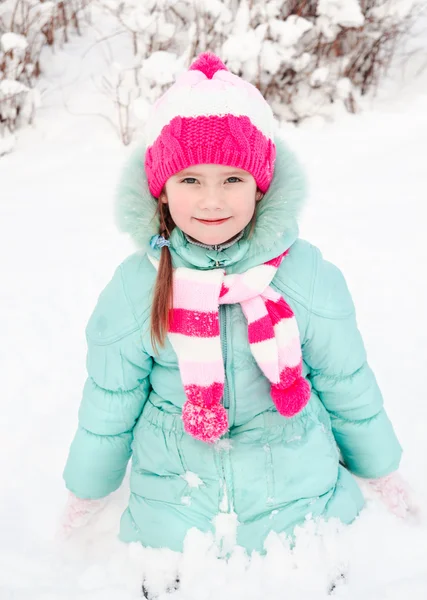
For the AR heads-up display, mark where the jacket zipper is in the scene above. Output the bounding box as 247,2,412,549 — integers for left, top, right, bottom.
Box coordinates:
217,298,238,553
219,304,230,410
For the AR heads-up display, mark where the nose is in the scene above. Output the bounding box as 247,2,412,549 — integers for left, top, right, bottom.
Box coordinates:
198,185,224,211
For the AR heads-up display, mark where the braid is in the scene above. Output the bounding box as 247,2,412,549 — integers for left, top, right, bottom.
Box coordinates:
150,200,176,352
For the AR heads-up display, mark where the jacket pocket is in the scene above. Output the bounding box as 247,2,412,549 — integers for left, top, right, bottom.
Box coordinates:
130,418,189,505
232,401,339,520
263,405,339,506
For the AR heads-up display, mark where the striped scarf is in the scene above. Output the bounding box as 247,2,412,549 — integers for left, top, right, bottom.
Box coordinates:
148,251,310,443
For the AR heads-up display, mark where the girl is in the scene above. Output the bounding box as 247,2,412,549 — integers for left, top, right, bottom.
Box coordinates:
61,52,414,574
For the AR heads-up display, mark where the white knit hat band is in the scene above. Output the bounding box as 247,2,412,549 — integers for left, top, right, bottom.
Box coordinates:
145,69,277,147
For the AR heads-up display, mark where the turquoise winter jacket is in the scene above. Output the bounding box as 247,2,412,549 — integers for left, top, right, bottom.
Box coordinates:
63,138,402,554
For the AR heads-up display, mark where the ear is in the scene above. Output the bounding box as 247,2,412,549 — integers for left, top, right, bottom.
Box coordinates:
255,190,264,202
159,189,168,204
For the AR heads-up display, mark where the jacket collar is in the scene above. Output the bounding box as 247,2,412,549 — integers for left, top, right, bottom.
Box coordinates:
183,229,245,252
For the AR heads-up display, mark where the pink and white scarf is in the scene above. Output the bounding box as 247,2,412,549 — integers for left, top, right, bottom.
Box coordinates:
148,252,310,443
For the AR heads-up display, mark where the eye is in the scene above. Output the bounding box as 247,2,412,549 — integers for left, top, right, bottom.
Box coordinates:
181,177,198,184
226,177,242,183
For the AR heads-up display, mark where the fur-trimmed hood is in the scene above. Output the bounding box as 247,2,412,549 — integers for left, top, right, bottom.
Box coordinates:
114,136,307,272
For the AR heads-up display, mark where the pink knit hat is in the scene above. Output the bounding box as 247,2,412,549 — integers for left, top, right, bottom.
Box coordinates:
144,52,277,198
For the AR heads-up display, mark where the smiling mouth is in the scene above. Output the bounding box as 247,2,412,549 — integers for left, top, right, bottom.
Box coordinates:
195,217,231,224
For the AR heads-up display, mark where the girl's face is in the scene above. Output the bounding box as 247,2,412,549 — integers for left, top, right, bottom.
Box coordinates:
160,164,263,246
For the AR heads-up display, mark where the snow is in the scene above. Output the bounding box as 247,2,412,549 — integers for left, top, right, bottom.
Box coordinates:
1,8,427,600
1,32,28,53
371,0,417,20
317,0,365,28
0,132,16,156
222,28,264,79
293,52,312,72
140,51,182,86
215,438,233,451
270,15,313,47
233,0,251,34
335,77,352,99
310,67,330,87
315,15,340,42
0,78,29,96
181,472,204,488
195,0,231,20
260,40,283,76
213,512,240,557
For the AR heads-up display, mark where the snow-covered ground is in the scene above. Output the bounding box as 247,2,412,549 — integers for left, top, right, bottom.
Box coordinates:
1,13,427,600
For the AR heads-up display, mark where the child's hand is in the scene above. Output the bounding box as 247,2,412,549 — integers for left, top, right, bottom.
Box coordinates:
58,491,108,538
367,471,420,519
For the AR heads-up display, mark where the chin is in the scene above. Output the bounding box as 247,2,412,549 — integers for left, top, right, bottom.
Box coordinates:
185,219,243,246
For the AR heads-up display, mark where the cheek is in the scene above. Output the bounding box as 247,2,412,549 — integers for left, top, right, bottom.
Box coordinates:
235,195,256,218
167,190,193,222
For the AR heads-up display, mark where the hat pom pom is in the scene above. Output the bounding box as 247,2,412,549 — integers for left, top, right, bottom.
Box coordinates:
271,377,311,417
189,52,228,79
182,401,228,443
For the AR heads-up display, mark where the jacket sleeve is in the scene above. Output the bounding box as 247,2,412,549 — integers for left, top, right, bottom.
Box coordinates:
303,249,402,479
63,262,153,499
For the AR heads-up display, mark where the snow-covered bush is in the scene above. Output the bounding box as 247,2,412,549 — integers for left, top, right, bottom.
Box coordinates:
0,0,91,143
0,0,422,148
94,0,421,143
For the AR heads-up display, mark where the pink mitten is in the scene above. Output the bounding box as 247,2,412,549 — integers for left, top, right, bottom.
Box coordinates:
58,491,108,538
367,471,418,519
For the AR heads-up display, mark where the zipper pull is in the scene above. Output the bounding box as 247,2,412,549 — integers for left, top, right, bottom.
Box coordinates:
207,254,225,269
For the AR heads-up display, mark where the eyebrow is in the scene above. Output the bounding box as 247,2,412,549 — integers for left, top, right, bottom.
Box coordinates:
176,170,246,177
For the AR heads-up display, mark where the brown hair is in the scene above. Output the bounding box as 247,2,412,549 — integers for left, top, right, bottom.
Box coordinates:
150,199,175,353
150,193,261,352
